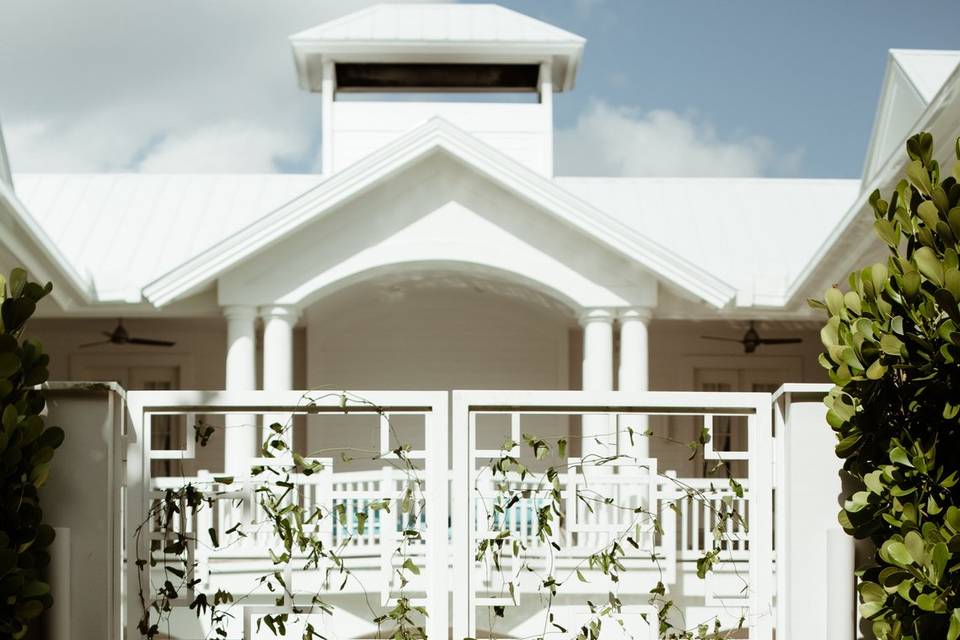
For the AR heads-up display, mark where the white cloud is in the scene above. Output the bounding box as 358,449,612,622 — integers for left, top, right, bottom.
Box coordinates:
1,2,800,179
6,108,159,173
0,0,446,174
556,101,802,177
137,121,311,173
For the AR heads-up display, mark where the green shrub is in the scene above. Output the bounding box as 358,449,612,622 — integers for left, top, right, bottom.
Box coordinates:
814,133,960,640
0,268,62,639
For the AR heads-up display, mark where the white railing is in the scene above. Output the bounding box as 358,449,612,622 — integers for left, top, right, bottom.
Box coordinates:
150,467,749,572
151,466,429,560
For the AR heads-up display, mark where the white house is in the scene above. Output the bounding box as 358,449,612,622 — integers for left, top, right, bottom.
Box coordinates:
2,5,960,640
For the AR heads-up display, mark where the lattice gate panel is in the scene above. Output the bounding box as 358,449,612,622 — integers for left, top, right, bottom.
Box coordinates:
451,390,774,640
124,391,448,640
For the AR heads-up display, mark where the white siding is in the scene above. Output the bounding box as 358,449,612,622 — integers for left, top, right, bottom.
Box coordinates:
330,102,551,174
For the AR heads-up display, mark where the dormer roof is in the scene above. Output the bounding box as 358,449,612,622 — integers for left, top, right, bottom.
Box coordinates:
290,4,585,91
862,49,960,181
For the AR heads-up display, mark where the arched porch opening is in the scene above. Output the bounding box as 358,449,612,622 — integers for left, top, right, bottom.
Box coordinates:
299,266,580,470
302,264,578,393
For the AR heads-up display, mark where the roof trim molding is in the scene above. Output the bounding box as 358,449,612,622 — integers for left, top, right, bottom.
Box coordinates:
0,180,95,309
142,118,737,309
289,4,585,92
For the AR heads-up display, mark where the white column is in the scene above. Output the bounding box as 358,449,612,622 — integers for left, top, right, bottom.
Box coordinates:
261,305,298,391
261,305,298,447
618,308,652,463
224,305,257,475
580,309,614,461
582,309,614,390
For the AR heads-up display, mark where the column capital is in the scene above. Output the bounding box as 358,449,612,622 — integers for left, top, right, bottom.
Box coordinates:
578,308,615,327
259,304,300,323
222,305,257,322
618,307,653,323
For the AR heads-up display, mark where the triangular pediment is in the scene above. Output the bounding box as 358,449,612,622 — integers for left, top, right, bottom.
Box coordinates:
143,118,736,309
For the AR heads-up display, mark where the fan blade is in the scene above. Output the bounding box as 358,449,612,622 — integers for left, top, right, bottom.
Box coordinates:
78,340,113,348
126,337,176,347
701,336,744,343
102,331,115,338
758,338,803,345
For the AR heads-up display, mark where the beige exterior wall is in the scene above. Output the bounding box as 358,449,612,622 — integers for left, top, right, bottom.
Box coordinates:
27,301,829,477
28,310,826,394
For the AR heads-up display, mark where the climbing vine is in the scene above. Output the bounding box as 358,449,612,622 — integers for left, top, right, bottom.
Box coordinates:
135,395,753,639
135,393,431,640
476,425,748,640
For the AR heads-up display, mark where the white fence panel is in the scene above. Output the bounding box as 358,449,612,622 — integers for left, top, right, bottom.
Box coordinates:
452,390,775,640
124,390,448,640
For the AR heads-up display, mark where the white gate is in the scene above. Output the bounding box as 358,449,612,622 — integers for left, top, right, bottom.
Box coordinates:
123,389,775,639
451,390,775,640
124,390,448,640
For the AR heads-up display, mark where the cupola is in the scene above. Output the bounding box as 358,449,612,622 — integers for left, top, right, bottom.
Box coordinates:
290,4,585,176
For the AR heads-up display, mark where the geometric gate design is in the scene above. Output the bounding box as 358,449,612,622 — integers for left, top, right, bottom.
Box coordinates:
124,390,448,640
452,390,774,640
122,389,772,639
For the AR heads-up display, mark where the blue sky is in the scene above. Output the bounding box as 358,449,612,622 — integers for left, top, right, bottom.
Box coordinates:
1,0,958,178
498,0,960,177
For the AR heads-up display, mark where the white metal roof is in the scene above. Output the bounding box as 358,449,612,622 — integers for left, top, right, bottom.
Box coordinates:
290,4,585,91
12,173,321,303
294,4,583,44
10,169,859,311
0,178,94,309
556,177,861,307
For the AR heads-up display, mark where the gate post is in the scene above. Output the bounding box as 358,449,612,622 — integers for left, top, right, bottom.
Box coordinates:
451,392,472,640
774,384,853,640
750,392,776,639
425,392,450,640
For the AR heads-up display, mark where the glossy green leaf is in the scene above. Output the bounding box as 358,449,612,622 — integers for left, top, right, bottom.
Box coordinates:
875,219,899,247
880,334,904,356
948,609,960,640
902,270,922,299
890,446,913,467
881,540,913,567
8,268,27,298
915,246,945,286
907,159,932,194
866,359,887,379
918,200,940,228
826,287,845,316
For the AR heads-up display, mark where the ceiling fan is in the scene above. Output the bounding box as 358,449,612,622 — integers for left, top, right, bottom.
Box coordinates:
79,320,176,348
701,321,801,353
